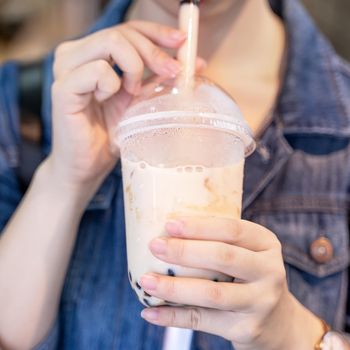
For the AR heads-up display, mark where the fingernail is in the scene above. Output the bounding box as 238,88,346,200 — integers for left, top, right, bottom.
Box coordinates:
140,274,158,290
150,238,167,255
141,308,159,321
170,30,187,41
197,58,208,70
165,220,184,236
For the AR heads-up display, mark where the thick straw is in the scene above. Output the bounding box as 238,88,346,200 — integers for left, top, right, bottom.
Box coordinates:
177,0,200,89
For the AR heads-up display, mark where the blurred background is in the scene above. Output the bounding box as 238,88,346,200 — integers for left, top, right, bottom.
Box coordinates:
0,0,349,64
0,0,108,63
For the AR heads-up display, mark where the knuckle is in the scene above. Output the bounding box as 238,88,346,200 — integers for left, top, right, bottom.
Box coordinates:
107,30,123,46
111,75,122,91
169,309,177,325
53,42,72,78
272,235,283,251
273,265,287,289
164,278,176,297
127,19,140,29
261,226,281,250
150,45,166,62
53,54,62,79
157,24,172,38
216,244,235,268
55,41,70,57
51,80,62,97
104,30,124,55
263,256,286,290
246,321,263,343
228,219,242,242
188,308,201,330
205,284,224,307
171,239,186,261
130,59,144,76
53,60,60,79
95,60,111,75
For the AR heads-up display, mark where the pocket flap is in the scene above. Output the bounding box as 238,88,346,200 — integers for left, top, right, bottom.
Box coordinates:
247,209,350,278
283,242,349,278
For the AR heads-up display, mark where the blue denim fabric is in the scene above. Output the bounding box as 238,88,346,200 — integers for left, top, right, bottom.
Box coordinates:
1,0,350,349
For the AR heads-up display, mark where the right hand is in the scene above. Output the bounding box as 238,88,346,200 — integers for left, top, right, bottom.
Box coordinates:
48,21,198,197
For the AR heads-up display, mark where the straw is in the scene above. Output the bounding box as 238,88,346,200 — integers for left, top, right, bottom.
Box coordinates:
177,0,200,89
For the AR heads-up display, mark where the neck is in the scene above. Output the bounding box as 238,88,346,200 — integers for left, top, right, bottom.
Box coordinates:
131,0,285,79
129,0,286,136
201,1,286,81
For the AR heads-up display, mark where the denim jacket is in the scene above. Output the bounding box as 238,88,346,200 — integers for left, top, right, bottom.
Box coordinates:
1,0,350,349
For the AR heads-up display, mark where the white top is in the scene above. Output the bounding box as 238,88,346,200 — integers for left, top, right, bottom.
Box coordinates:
162,327,194,350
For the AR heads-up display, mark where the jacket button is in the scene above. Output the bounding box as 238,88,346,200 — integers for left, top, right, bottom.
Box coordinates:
310,237,334,264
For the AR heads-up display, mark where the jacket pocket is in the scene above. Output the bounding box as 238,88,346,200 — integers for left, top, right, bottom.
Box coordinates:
246,204,349,329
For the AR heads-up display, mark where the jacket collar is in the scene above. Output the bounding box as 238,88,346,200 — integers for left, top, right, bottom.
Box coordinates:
43,0,350,149
42,0,350,211
243,0,350,210
276,0,350,135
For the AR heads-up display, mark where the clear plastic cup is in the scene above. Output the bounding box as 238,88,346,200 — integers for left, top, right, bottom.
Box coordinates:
114,76,255,307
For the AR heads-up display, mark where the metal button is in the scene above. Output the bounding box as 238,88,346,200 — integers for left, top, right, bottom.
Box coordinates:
310,237,334,264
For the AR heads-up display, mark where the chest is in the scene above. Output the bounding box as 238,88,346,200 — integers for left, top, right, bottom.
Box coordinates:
58,128,350,347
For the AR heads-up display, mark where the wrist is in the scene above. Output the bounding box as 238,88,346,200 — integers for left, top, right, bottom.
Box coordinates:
283,294,325,350
33,158,96,212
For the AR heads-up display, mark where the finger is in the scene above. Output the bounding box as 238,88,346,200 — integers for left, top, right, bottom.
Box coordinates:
54,29,144,94
53,60,121,114
118,26,182,77
54,23,186,90
165,217,279,252
195,57,207,72
149,237,264,281
102,87,133,154
128,20,187,47
141,306,235,340
139,274,254,311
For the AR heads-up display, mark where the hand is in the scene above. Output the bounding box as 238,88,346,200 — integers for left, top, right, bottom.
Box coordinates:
49,21,205,197
140,217,324,350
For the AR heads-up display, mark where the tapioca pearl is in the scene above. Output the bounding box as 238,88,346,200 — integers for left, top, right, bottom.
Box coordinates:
143,298,152,307
176,167,183,173
167,268,175,277
213,278,219,282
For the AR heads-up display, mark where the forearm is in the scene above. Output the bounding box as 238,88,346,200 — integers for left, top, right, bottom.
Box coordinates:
0,159,91,349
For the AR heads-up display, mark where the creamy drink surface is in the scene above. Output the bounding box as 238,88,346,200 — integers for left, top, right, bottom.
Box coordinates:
122,157,244,307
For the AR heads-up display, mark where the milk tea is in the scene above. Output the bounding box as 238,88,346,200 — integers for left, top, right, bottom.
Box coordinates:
122,158,244,307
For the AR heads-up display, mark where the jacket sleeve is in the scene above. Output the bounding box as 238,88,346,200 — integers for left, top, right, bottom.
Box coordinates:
0,62,59,350
0,62,22,233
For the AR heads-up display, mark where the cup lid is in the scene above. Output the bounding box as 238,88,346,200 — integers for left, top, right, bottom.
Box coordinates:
116,76,256,157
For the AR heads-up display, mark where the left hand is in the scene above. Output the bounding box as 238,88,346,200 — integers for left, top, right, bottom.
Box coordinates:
139,217,324,350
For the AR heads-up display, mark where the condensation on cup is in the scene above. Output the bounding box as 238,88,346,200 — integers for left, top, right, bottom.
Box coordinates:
114,75,255,307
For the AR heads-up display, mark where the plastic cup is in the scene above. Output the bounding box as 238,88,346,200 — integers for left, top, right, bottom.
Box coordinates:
115,77,255,307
